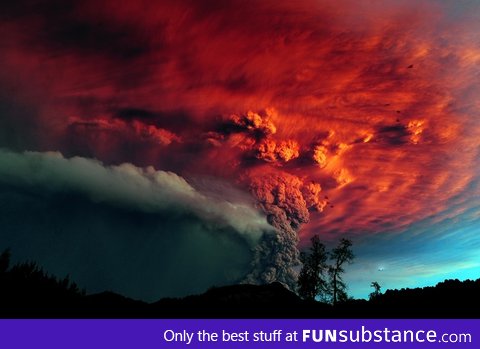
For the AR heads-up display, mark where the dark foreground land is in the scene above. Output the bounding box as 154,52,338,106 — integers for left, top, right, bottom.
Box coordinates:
0,256,479,318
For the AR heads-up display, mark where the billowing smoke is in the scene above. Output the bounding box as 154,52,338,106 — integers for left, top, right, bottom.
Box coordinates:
199,110,332,288
0,149,271,245
228,111,277,138
0,148,326,294
0,148,281,299
243,170,326,289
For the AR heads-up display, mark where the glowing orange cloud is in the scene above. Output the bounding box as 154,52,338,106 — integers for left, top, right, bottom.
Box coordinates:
1,0,479,244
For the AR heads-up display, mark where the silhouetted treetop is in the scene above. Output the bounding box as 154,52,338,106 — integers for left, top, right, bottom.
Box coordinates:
0,248,11,273
298,235,328,301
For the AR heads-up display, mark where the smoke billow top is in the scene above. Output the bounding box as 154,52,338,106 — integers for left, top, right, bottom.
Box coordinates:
0,149,272,245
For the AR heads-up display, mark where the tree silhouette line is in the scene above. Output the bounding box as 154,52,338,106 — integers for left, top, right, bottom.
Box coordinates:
0,248,85,314
295,236,479,317
369,281,382,300
1,246,479,318
297,235,354,305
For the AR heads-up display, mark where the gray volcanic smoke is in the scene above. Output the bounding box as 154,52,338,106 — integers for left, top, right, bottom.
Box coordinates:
243,170,326,289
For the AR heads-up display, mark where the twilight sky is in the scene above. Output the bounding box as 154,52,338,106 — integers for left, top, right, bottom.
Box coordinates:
0,0,479,301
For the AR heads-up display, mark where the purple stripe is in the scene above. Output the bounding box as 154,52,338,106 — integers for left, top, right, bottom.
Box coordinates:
0,319,477,348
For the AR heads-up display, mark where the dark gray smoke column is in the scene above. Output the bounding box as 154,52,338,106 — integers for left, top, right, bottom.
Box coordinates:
243,171,326,290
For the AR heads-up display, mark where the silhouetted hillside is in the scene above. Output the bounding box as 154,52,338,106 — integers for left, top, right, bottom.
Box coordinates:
152,283,331,318
150,279,480,318
361,279,480,318
1,249,479,318
0,249,85,317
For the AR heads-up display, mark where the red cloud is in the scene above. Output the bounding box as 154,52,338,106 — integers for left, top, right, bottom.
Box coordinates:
1,0,479,245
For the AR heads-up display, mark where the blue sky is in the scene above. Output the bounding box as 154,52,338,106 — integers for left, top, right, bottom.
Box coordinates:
346,207,480,299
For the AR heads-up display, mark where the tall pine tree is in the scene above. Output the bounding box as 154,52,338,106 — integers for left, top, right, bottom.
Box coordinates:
297,235,328,301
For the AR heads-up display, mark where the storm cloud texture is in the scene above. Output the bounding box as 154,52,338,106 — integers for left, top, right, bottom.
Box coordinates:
1,0,480,299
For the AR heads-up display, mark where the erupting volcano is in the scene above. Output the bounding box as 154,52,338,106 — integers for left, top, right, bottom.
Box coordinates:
0,0,479,300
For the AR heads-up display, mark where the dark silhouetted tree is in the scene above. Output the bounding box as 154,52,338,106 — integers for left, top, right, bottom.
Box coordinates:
369,281,381,300
0,248,11,273
297,235,328,301
328,238,354,305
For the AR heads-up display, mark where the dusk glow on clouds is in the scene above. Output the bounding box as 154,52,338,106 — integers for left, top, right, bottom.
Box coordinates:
0,0,479,299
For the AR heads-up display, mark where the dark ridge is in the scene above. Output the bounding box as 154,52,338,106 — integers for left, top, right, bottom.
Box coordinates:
150,283,330,318
0,250,479,318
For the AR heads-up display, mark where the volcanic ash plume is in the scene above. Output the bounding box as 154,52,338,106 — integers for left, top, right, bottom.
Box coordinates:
243,171,326,289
